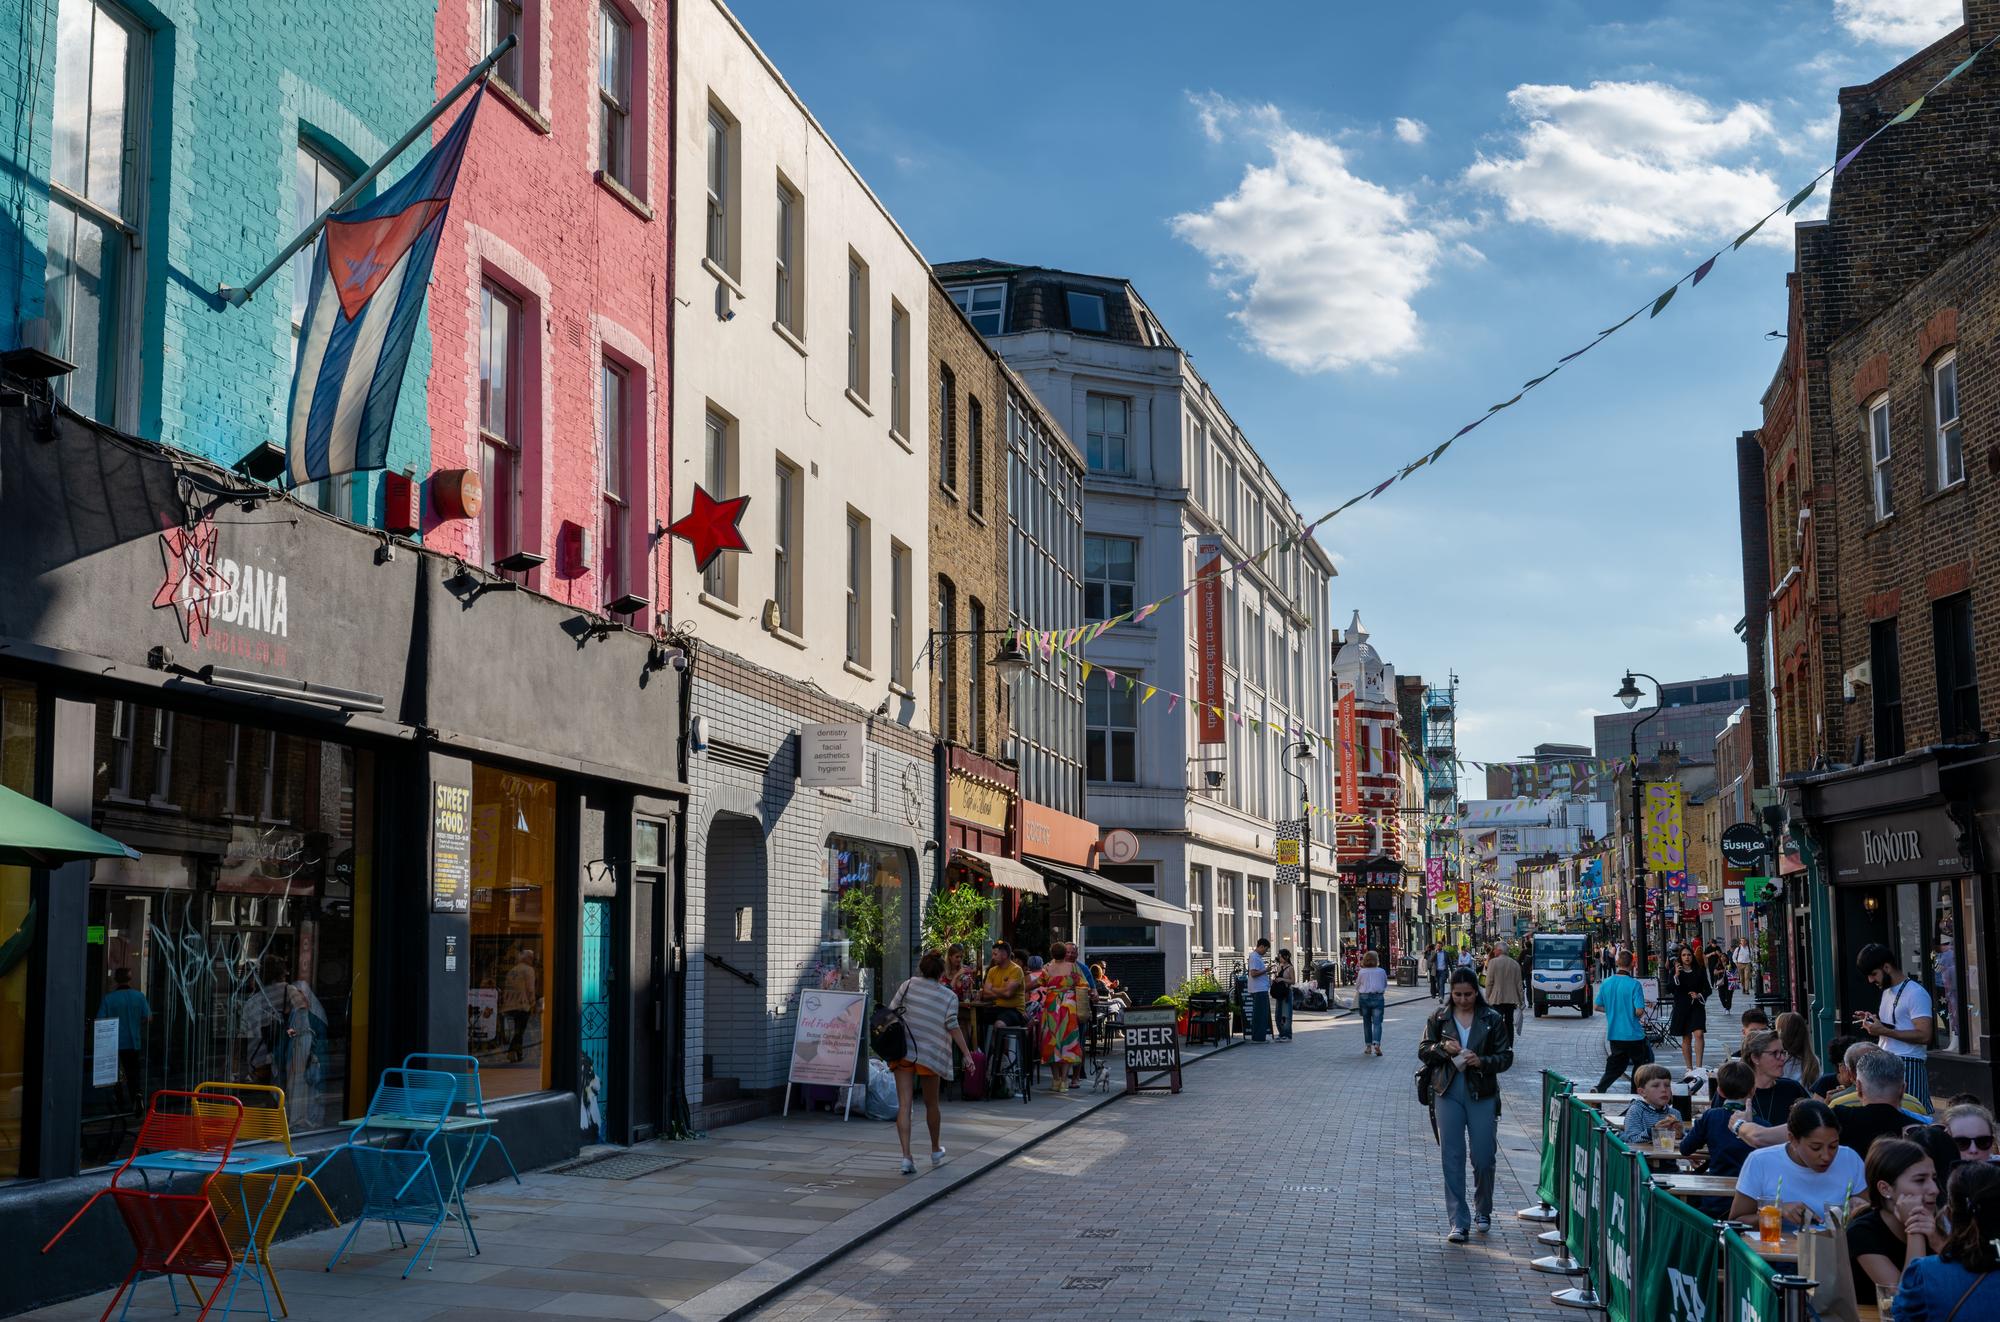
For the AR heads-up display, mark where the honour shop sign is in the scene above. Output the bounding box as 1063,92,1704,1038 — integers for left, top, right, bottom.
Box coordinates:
1121,1006,1182,1095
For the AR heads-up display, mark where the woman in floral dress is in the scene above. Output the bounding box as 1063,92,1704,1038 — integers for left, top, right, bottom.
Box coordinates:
1037,944,1091,1091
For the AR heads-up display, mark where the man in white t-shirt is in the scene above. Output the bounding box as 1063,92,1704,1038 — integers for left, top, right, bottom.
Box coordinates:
1246,939,1273,1043
1854,943,1935,1111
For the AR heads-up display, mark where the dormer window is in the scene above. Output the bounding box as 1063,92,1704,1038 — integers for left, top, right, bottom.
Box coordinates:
1066,290,1108,333
949,282,1006,335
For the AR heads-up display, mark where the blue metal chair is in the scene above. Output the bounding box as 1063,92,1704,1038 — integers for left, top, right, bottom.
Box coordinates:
310,1068,461,1277
401,1053,522,1185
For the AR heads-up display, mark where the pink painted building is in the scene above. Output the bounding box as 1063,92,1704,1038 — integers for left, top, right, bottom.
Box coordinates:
426,0,672,630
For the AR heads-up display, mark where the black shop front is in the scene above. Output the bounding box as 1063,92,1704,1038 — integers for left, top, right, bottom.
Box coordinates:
1796,748,1997,1107
0,403,687,1312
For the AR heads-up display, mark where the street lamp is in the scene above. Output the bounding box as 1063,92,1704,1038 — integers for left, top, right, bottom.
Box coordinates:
1282,740,1317,987
1616,670,1664,976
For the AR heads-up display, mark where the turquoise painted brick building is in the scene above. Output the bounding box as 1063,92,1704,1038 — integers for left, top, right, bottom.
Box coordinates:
0,0,440,523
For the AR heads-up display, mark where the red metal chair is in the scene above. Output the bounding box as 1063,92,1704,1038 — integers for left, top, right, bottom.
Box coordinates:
43,1089,245,1321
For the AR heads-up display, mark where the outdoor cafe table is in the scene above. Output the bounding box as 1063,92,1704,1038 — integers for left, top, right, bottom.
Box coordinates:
1653,1172,1739,1200
128,1146,307,1320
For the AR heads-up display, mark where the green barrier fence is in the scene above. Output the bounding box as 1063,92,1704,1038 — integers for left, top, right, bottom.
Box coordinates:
1723,1225,1780,1322
1562,1093,1598,1264
1638,1176,1722,1321
1537,1069,1568,1208
1599,1128,1639,1322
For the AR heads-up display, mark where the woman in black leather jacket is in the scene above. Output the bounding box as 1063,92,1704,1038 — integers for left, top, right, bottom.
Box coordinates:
1419,967,1516,1242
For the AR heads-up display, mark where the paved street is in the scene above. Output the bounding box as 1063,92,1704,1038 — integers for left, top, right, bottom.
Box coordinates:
745,993,1748,1322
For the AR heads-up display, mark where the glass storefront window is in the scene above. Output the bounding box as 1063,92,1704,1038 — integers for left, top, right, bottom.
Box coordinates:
467,766,555,1098
1931,882,1964,1054
817,838,911,1002
1,681,37,1181
83,700,373,1166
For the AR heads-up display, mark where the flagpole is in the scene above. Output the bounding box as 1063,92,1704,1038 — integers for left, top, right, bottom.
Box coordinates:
218,34,516,307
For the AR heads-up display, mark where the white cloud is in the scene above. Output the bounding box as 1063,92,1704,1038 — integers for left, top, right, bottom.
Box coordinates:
1464,81,1788,246
1173,95,1453,373
1394,116,1428,145
1834,0,1960,48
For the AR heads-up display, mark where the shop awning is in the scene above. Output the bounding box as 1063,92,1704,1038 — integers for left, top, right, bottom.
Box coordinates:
1024,857,1193,927
0,784,141,868
956,849,1046,896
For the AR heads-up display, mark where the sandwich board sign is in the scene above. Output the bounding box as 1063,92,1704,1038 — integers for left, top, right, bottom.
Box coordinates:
1122,1006,1182,1095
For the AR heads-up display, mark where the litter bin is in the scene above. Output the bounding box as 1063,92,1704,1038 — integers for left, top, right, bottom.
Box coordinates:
1396,958,1418,987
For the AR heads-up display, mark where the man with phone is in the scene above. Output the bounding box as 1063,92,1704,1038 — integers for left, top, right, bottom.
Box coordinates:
1854,943,1934,1112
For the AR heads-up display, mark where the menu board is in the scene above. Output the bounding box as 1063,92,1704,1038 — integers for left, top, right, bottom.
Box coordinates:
431,781,472,913
784,990,867,1120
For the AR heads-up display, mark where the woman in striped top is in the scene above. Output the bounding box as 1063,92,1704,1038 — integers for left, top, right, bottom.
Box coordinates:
891,949,974,1175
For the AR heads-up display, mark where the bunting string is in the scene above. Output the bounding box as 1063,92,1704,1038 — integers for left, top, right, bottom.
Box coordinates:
1004,31,2000,647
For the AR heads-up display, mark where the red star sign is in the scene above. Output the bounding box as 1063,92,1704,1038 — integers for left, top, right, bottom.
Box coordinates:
153,517,229,642
666,483,751,573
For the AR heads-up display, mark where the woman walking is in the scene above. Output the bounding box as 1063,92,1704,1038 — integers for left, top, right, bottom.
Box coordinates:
1356,951,1389,1056
1037,943,1091,1092
1419,967,1515,1243
1667,945,1712,1072
889,950,974,1175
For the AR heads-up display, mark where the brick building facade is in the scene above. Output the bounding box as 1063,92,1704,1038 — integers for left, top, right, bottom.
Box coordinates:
1751,0,2000,1105
426,0,674,632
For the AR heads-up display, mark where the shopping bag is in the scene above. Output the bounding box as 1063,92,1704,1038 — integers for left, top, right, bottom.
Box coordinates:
1800,1220,1860,1322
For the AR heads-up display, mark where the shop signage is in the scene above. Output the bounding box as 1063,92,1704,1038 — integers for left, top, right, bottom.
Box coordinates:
1337,691,1360,813
153,515,292,652
1719,823,1767,870
430,781,472,913
784,990,867,1119
1274,838,1300,867
1121,1005,1182,1094
1456,878,1472,911
1825,804,1969,883
799,723,867,788
1698,900,1714,915
91,1018,118,1087
947,773,1011,831
1195,537,1225,745
1021,800,1097,867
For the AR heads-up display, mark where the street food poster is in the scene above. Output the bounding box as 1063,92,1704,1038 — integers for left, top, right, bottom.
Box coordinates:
784,990,866,1120
431,780,472,913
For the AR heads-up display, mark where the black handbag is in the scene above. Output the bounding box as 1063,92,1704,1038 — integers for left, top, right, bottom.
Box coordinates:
869,985,910,1061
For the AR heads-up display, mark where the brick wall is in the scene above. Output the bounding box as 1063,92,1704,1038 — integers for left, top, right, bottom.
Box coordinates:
927,281,1010,758
0,0,436,493
1821,218,2000,752
426,0,673,630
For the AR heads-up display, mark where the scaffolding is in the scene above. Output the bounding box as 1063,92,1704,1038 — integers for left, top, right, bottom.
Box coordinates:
1422,673,1460,940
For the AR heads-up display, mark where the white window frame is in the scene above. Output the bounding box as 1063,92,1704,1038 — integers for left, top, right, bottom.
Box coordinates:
1869,395,1892,518
1085,394,1130,474
597,2,634,188
702,408,737,602
1066,289,1108,332
968,394,985,515
292,139,357,517
846,253,870,401
1086,669,1139,784
705,106,732,271
599,356,630,607
774,176,801,335
845,510,871,669
1934,352,1963,489
479,280,526,573
948,282,1006,334
968,596,987,750
46,0,147,428
889,540,912,688
937,363,957,490
484,0,525,91
890,301,910,440
772,456,802,632
1083,534,1137,621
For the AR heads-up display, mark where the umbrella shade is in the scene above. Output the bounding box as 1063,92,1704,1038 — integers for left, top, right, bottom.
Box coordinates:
0,783,140,868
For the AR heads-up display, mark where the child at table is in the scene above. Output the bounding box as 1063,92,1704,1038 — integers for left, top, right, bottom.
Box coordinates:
1622,1063,1687,1144
1680,1058,1757,1215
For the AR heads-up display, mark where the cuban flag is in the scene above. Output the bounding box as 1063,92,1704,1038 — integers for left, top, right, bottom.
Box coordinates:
285,87,483,488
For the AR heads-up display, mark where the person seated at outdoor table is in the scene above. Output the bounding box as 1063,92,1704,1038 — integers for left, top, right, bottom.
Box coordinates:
1812,1034,1862,1098
1889,1161,1999,1320
1088,962,1129,1009
1839,1048,1931,1159
1680,1059,1758,1216
1829,1037,1932,1118
1729,1099,1867,1230
1621,1064,1687,1145
1726,1030,1812,1149
1943,1102,1999,1165
944,944,981,1003
972,942,1028,1056
1845,1137,1939,1307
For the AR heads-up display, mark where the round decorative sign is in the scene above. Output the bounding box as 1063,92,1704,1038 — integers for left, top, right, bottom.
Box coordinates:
1101,828,1141,865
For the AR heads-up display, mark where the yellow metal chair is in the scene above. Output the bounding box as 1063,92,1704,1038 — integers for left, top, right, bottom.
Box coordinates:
192,1083,339,1317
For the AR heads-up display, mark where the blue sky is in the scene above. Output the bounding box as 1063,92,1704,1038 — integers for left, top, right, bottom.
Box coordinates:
737,0,1961,762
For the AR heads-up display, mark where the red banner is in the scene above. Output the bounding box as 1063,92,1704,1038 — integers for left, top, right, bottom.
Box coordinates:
1196,537,1225,745
1337,689,1360,813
